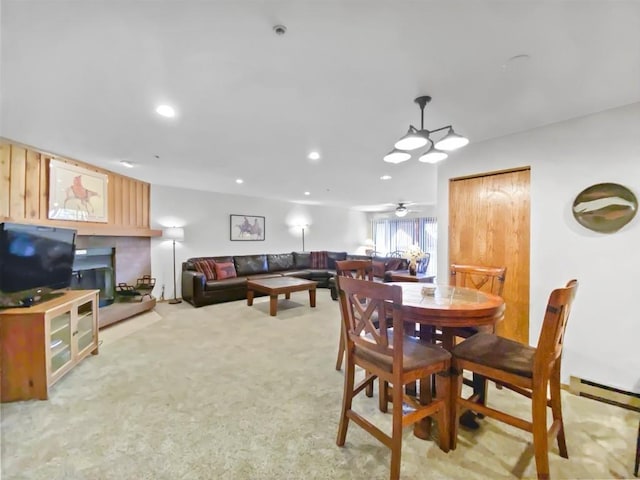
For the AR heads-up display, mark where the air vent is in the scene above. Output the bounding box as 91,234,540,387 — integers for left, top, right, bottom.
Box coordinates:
569,376,640,412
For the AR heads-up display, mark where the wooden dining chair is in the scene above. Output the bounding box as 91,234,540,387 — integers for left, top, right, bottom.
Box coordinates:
451,279,578,480
336,275,451,480
449,264,507,415
449,264,507,330
334,260,375,372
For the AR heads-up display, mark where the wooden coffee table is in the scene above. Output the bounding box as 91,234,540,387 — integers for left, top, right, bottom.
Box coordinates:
246,277,317,316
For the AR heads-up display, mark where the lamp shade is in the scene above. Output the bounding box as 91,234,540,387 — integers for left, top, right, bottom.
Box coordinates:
163,227,184,241
394,126,429,151
418,143,448,164
383,149,411,164
434,128,469,151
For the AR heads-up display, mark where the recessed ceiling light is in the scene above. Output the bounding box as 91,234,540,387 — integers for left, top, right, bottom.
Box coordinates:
304,191,310,196
308,151,320,160
236,179,244,184
155,105,176,118
120,160,134,168
380,175,392,180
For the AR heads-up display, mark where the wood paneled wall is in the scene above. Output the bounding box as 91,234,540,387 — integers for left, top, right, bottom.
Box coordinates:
0,140,160,237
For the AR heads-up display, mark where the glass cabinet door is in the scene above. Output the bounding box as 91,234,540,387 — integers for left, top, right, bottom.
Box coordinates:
76,300,95,353
50,312,72,375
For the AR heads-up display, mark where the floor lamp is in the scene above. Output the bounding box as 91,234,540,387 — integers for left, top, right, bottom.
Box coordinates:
163,227,184,304
299,224,309,251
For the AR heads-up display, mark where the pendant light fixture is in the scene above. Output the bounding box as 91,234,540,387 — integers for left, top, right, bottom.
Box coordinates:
384,95,468,164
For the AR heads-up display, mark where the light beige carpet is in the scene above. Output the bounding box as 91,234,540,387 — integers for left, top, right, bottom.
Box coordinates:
1,292,638,479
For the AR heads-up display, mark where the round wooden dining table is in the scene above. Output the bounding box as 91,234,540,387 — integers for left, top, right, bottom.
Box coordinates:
391,282,506,447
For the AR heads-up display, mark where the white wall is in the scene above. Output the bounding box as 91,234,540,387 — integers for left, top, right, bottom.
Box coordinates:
149,185,368,300
437,102,640,392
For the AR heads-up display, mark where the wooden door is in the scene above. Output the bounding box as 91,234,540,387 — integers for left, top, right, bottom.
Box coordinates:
449,168,530,343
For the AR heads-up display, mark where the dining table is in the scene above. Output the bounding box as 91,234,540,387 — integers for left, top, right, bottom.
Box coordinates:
391,282,506,448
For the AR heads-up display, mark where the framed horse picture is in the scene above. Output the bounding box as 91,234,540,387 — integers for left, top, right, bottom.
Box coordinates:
230,214,265,241
48,160,108,222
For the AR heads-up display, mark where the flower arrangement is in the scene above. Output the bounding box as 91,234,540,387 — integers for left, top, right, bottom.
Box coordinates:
403,244,426,275
403,244,427,262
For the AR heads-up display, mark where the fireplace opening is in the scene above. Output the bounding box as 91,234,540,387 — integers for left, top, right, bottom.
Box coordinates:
71,248,115,307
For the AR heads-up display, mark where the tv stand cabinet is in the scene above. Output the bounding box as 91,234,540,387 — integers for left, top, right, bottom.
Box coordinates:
0,289,99,402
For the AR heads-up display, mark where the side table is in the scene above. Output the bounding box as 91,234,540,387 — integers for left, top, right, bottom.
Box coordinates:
384,270,435,283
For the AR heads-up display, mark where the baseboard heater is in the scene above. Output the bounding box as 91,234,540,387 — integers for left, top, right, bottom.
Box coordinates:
569,376,640,412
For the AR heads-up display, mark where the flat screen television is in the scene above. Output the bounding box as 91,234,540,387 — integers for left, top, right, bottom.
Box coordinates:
0,222,77,308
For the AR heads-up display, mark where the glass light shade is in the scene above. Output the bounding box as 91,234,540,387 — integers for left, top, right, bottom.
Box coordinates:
383,149,411,164
394,127,429,151
418,146,448,164
434,129,469,151
395,206,408,217
163,227,185,241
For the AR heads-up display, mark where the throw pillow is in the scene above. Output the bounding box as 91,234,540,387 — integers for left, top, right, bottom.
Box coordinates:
310,251,328,269
214,261,237,280
193,259,217,280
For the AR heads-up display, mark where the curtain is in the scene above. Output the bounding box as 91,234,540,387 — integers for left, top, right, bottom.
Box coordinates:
371,217,437,275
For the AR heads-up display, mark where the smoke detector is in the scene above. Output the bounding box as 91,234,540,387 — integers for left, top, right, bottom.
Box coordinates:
273,25,287,36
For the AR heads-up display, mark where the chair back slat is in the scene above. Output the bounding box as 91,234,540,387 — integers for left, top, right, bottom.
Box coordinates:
336,260,374,281
450,264,507,296
337,276,404,366
534,279,578,372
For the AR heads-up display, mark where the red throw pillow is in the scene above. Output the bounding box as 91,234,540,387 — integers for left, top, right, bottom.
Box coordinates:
193,259,217,280
310,251,328,269
214,261,237,280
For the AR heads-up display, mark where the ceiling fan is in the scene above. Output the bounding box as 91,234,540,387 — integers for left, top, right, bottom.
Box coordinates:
386,201,420,217
365,201,425,217
395,202,410,217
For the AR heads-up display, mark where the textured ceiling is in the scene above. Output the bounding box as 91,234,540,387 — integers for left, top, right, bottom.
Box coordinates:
2,1,639,212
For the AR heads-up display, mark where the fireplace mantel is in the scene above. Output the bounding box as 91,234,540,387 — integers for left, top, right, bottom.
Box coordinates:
0,217,161,237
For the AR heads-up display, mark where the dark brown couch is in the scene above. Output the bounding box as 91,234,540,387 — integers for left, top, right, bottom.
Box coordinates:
181,251,406,307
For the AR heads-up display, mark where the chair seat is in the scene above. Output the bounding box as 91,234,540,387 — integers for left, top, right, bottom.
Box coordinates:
356,335,450,373
452,333,536,378
450,326,479,338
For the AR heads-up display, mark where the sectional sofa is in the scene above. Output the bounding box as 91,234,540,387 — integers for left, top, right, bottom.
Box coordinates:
181,251,406,307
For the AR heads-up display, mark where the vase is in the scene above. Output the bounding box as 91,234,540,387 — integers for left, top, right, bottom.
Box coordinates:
408,259,417,276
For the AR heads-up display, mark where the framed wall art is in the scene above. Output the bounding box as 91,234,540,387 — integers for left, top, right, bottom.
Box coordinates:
572,182,637,233
230,214,265,241
48,160,109,222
